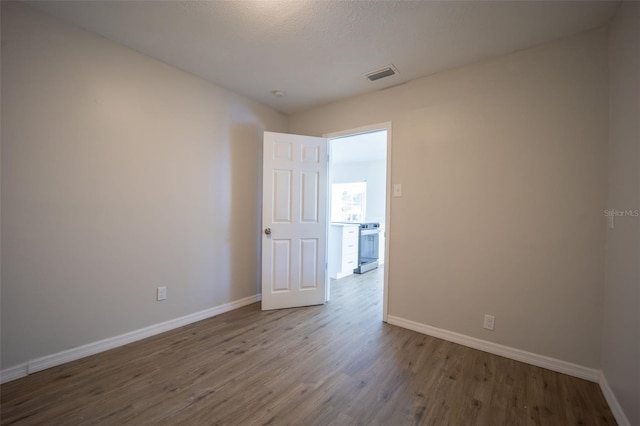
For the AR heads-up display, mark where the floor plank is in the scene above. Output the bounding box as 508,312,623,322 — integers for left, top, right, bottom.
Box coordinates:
1,267,616,425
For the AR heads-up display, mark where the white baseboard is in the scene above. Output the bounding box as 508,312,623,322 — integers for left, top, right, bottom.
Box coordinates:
1,294,261,384
389,315,633,422
599,371,631,426
0,364,28,384
386,315,600,382
2,303,631,424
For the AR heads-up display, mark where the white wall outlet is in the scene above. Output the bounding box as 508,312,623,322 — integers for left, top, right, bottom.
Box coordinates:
483,314,495,331
393,183,402,197
157,286,167,301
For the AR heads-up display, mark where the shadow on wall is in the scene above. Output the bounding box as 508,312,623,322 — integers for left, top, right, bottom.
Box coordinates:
229,123,263,300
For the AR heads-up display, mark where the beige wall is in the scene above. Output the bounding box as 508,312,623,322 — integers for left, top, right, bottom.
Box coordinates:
603,2,640,424
1,3,287,369
291,30,609,368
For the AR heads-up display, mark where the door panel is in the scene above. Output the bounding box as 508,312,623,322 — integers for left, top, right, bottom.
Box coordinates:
271,239,291,292
262,131,327,310
301,171,319,223
300,238,318,289
273,170,292,222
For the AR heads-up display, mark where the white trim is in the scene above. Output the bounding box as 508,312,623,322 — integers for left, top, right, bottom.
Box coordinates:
324,122,392,322
599,371,631,426
386,315,600,382
382,123,392,323
1,301,630,425
0,364,28,384
1,294,261,383
323,122,392,140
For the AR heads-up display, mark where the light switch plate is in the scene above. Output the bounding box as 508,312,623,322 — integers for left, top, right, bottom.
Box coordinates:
393,183,402,197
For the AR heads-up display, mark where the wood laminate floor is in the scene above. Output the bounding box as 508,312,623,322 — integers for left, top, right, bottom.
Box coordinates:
1,267,616,425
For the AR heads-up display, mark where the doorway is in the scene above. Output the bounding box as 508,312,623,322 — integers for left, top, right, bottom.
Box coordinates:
325,123,391,322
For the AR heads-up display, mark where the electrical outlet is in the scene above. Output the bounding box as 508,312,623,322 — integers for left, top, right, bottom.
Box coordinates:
157,286,167,301
483,314,495,331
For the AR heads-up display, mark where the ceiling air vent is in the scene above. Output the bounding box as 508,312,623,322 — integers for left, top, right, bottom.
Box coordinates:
365,65,399,82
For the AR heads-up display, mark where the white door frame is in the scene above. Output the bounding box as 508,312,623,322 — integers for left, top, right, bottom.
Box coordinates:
324,122,392,322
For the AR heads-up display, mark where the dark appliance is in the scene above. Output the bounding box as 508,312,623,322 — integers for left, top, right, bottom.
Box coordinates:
354,222,380,274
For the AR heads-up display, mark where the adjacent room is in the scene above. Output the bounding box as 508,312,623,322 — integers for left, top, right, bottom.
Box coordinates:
1,1,638,425
328,129,387,281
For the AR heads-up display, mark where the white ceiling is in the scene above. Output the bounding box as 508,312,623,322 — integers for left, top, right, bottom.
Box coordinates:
26,1,619,115
331,130,387,164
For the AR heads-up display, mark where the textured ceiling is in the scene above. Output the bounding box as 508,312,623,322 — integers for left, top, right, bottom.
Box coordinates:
26,1,619,115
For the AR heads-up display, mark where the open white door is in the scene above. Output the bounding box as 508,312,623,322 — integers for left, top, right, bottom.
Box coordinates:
261,131,327,310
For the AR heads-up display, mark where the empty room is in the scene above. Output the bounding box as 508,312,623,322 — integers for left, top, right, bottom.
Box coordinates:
1,1,638,425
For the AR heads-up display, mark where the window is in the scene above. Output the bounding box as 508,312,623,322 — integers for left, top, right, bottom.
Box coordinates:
331,182,366,222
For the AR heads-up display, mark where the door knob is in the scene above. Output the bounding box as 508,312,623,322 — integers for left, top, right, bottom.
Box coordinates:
265,227,271,235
